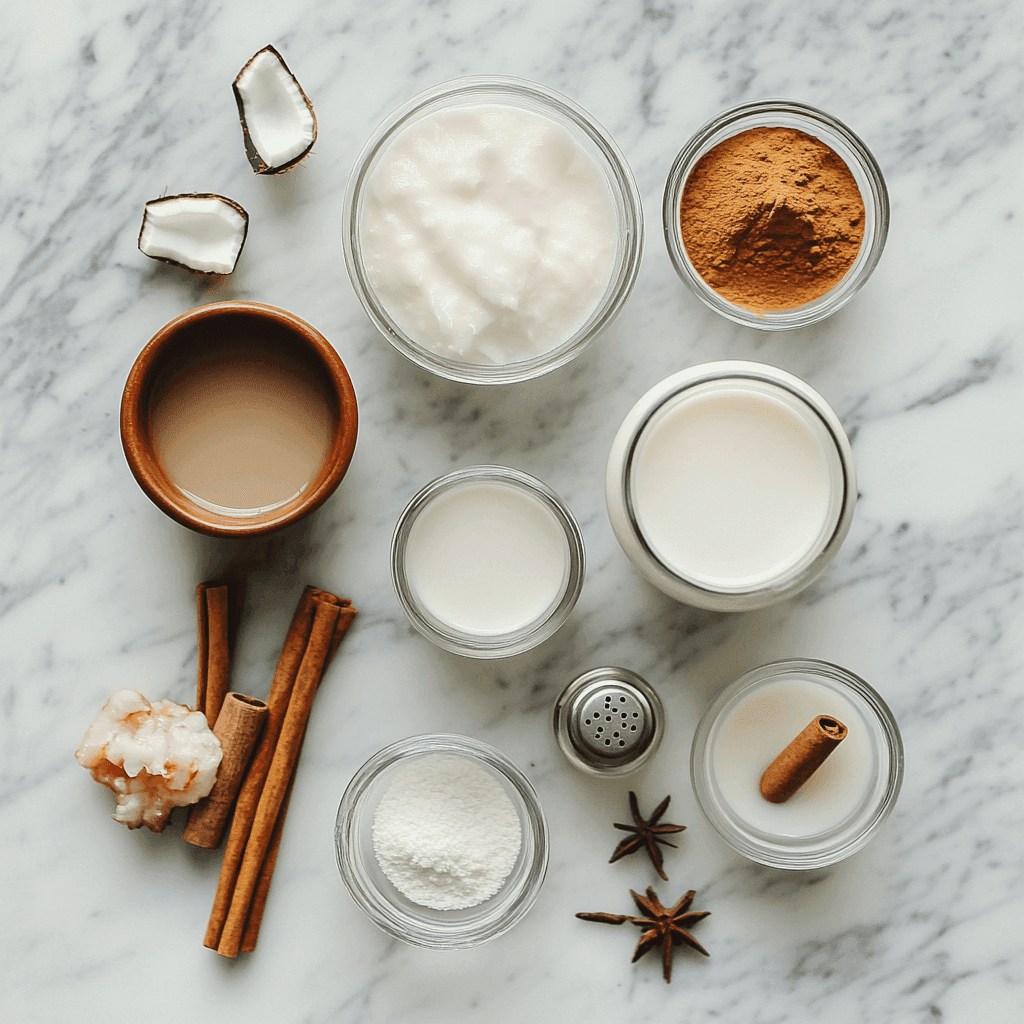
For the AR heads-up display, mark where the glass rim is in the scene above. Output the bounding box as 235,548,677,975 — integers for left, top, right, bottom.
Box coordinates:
663,98,890,331
343,75,645,384
690,659,904,869
334,733,549,948
391,465,586,657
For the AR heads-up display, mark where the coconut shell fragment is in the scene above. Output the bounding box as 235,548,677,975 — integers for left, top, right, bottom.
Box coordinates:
138,193,249,274
233,45,317,174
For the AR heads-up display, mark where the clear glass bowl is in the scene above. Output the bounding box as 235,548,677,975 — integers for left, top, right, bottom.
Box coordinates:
392,466,585,657
690,660,903,869
335,734,549,948
663,99,889,330
344,75,644,384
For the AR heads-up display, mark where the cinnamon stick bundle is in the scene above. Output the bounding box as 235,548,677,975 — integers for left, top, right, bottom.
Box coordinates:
240,776,293,954
204,586,356,957
196,581,231,726
184,693,268,849
759,715,848,804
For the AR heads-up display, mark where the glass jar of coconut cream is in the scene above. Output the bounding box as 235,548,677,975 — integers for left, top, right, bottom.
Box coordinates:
606,361,856,611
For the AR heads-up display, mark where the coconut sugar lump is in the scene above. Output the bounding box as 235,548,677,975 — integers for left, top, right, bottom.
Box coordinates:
372,755,522,910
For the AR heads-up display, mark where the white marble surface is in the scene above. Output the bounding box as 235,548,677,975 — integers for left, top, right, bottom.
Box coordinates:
3,1,1022,1021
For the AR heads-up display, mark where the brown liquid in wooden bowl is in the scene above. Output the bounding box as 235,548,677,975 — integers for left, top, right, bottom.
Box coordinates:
122,302,357,536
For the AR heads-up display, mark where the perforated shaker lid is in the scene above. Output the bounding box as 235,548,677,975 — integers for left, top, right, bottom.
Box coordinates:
552,667,664,776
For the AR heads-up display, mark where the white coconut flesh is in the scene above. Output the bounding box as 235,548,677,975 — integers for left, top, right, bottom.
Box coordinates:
235,48,316,171
138,194,248,274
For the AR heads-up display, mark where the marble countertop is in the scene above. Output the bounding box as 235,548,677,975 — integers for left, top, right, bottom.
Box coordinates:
3,2,1022,1021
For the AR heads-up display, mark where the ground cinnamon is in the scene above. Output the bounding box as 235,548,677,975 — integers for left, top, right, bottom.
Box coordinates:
759,715,848,803
680,126,864,312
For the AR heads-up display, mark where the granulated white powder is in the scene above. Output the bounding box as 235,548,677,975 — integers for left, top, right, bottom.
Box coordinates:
372,754,522,910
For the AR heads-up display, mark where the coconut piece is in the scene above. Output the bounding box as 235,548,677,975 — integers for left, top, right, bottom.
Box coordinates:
138,193,249,274
76,689,223,832
233,45,317,174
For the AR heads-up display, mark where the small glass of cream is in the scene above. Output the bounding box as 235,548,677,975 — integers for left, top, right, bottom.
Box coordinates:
690,660,903,869
606,361,856,611
392,466,585,658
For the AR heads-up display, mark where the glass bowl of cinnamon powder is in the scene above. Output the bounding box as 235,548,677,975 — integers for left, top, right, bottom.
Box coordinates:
663,99,889,330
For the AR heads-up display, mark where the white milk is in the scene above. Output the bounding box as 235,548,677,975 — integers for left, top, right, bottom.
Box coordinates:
631,381,842,589
404,480,569,635
359,103,617,365
711,677,874,837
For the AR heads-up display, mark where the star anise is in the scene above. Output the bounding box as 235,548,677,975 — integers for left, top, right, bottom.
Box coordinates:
609,791,686,880
576,887,710,983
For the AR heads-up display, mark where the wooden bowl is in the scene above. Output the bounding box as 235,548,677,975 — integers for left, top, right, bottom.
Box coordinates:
121,301,358,537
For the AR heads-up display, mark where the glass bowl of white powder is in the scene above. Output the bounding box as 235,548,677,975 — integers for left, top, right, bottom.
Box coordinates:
343,76,644,385
335,734,549,948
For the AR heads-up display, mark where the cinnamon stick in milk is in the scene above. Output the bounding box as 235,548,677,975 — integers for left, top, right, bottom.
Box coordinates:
184,693,268,849
204,587,355,955
759,715,848,804
196,581,231,725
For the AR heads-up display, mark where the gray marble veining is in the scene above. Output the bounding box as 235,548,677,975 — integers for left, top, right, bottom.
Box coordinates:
2,1,1022,1022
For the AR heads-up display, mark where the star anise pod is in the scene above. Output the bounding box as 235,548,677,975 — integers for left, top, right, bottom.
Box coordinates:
576,887,710,983
609,791,686,880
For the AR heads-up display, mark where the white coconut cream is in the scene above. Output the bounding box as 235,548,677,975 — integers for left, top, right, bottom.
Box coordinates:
358,102,618,365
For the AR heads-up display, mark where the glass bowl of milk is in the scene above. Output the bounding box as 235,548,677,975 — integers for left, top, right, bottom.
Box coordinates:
344,76,644,384
392,466,585,657
690,660,903,869
606,361,857,611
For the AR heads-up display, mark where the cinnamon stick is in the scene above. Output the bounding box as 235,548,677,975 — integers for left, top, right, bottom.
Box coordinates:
239,605,357,953
240,775,293,954
204,586,324,950
184,693,268,849
217,599,342,957
196,581,231,725
759,715,848,804
203,588,353,954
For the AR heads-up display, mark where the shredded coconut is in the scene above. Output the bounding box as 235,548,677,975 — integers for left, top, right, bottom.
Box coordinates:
372,754,522,910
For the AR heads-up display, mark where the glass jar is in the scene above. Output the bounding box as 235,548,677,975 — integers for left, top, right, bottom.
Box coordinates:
392,465,585,657
344,75,644,384
690,660,903,869
663,99,889,330
606,361,856,612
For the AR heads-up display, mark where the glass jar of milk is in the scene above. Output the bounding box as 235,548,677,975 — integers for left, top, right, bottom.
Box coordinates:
606,361,857,612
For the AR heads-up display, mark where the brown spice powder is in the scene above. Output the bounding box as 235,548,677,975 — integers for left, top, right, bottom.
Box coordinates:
679,126,865,313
